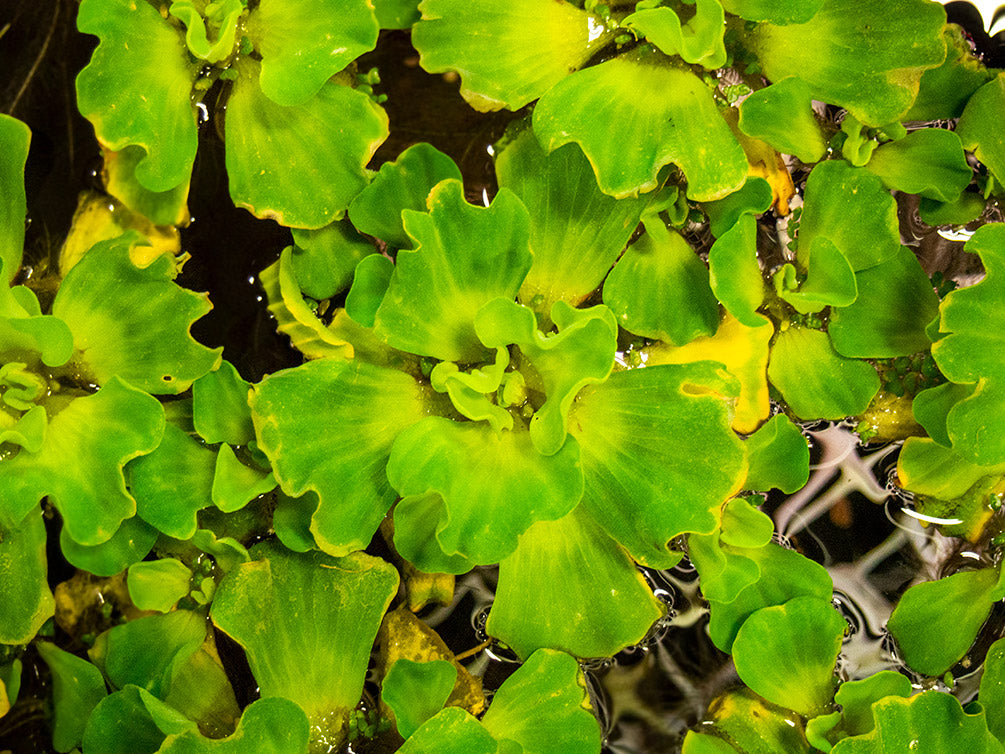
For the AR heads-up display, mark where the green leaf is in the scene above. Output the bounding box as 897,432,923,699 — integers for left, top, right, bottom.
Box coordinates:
767,326,880,420
158,697,311,754
272,491,319,554
488,505,664,659
246,0,379,107
720,497,775,549
93,609,205,698
897,436,1005,506
624,0,727,69
708,215,766,328
374,180,532,361
225,59,388,228
128,421,216,540
706,542,833,652
904,24,997,121
832,691,1003,754
703,177,774,238
887,567,1001,676
685,688,813,754
807,671,912,749
349,142,462,250
289,220,375,301
101,144,191,227
569,363,747,567
76,0,199,192
828,245,940,358
496,126,651,312
533,47,747,200
912,382,975,448
475,299,618,455
918,192,988,227
745,414,810,493
0,405,46,454
35,642,108,754
957,74,1005,188
688,532,761,604
392,493,475,575
257,249,355,360
81,686,197,754
211,544,398,740
386,418,584,564
0,282,74,369
776,236,857,315
399,706,499,754
738,77,827,163
481,649,601,754
211,444,276,513
252,358,429,556
931,224,1005,466
169,0,243,64
0,377,164,546
732,596,844,717
0,115,29,282
749,0,947,126
345,253,394,328
603,218,718,346
980,636,1005,741
381,659,457,739
52,232,222,394
127,558,193,613
865,129,972,202
192,361,254,446
796,160,900,272
719,0,821,24
373,0,421,29
412,0,616,111
0,509,54,644
60,515,158,577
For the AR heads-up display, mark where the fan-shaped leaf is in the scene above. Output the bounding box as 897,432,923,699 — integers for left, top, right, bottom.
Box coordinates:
412,0,616,111
252,358,429,557
0,509,53,644
533,47,747,200
488,505,664,659
76,0,199,192
749,0,947,126
225,59,388,228
569,363,747,567
247,0,379,107
0,115,29,282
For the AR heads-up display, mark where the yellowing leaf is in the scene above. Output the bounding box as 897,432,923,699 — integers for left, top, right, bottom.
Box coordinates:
647,313,773,433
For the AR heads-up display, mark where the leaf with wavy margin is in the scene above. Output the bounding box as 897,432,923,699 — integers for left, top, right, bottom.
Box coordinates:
374,180,532,361
53,232,221,394
211,544,398,744
387,418,584,564
533,47,747,200
569,363,747,567
246,0,379,107
412,0,616,111
488,505,664,659
931,224,1005,466
252,358,429,557
225,59,388,229
0,377,163,545
749,0,947,126
76,0,199,192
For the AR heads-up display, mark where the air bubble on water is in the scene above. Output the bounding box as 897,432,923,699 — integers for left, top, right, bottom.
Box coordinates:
196,101,210,125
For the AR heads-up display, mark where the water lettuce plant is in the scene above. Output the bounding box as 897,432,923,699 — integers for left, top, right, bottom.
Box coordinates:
3,0,1005,751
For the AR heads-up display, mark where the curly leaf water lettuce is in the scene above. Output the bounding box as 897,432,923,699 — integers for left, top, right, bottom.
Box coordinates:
76,0,387,227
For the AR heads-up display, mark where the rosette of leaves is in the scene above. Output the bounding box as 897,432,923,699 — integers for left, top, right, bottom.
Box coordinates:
252,133,750,658
0,115,222,644
75,0,388,227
